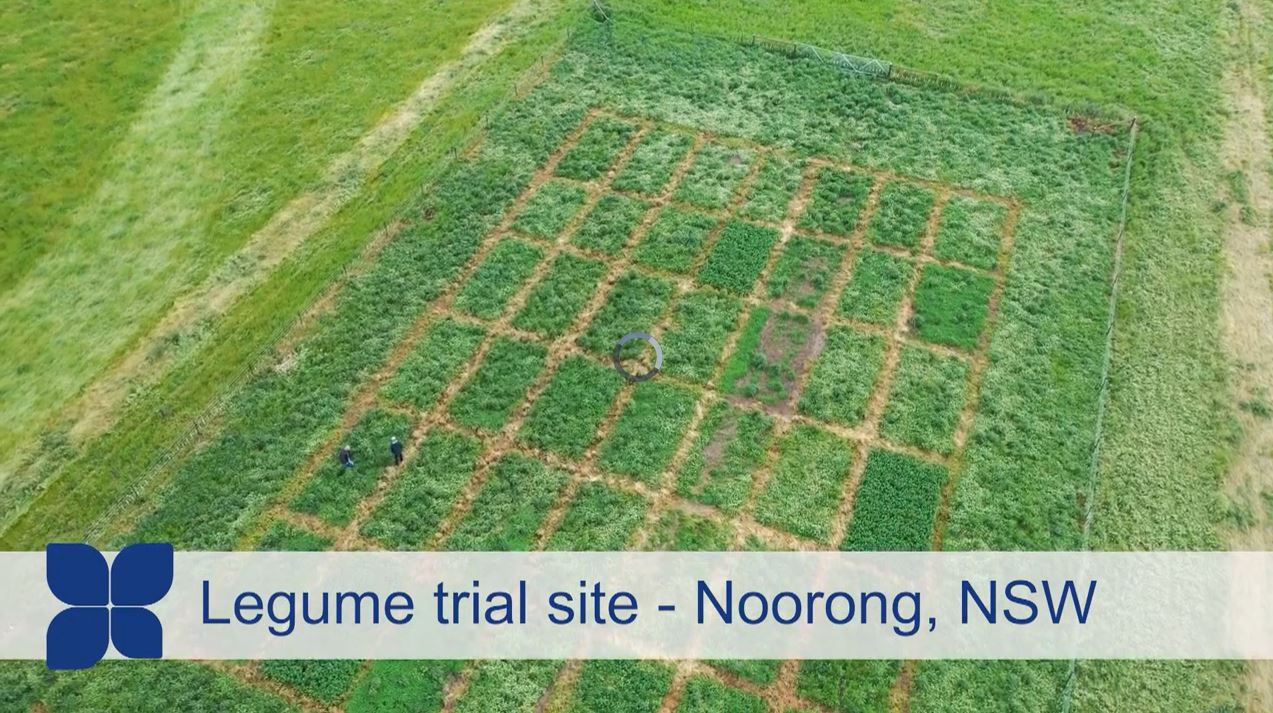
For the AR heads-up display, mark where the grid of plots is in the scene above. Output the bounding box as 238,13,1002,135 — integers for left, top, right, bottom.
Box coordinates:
247,110,1019,710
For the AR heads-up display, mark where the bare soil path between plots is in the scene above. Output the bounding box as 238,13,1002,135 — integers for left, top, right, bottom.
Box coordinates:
1220,0,1273,708
0,0,552,527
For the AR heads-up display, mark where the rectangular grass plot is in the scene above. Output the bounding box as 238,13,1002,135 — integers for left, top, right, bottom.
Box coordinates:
568,660,675,713
346,661,465,713
933,194,1008,270
547,482,648,551
766,235,845,308
556,116,638,180
361,429,481,549
754,424,853,542
380,318,485,410
677,675,766,713
448,337,547,432
453,238,543,319
578,270,675,354
660,289,741,383
842,449,947,551
455,661,562,713
520,355,622,458
866,180,936,250
798,326,886,427
837,249,913,326
512,253,606,338
612,127,693,195
721,307,815,410
511,180,587,239
645,509,732,551
800,167,872,235
910,264,995,349
674,142,755,210
697,219,778,294
256,521,332,551
739,154,804,223
797,660,900,713
260,661,363,704
290,408,412,527
634,206,718,274
572,193,648,254
599,380,697,484
675,402,773,513
881,346,970,454
444,454,567,551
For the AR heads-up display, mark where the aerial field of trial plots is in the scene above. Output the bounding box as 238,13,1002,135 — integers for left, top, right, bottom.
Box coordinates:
6,0,1266,711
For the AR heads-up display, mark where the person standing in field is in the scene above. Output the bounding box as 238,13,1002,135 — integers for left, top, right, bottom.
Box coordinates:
390,436,404,466
339,444,354,469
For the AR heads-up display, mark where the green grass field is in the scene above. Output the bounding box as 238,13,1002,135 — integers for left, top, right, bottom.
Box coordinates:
2,0,1263,711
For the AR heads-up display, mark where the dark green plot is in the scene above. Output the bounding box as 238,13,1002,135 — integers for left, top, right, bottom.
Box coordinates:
290,408,412,526
346,660,465,713
448,337,546,432
866,181,936,250
454,238,543,319
445,454,567,551
910,264,994,349
837,249,913,326
361,429,481,549
800,167,872,235
512,180,588,239
520,356,622,458
572,193,649,255
697,219,778,294
842,449,947,551
634,206,718,274
766,235,844,308
547,482,649,551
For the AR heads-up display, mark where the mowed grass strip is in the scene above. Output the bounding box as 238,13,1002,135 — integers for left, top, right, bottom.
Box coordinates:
766,235,845,308
842,449,947,551
933,194,1006,270
547,482,649,551
674,142,755,210
909,264,994,350
380,318,486,410
676,675,766,713
259,660,363,705
453,238,544,319
880,346,970,454
675,402,773,514
660,289,742,383
455,660,562,713
361,429,481,549
800,167,872,236
512,253,607,338
697,219,778,294
567,660,675,713
556,116,638,181
866,181,935,250
798,326,886,427
345,660,464,713
290,408,412,526
739,154,803,223
754,424,853,542
644,508,732,551
837,249,913,325
634,206,718,274
444,454,567,551
511,180,588,240
520,356,622,458
797,660,900,713
599,381,697,484
612,127,693,195
572,193,648,254
578,270,675,354
448,337,547,432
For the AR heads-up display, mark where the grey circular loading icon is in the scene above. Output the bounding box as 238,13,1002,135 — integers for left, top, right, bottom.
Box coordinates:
613,332,663,382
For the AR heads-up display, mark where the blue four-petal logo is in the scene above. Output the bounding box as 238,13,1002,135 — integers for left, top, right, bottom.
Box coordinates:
46,543,173,669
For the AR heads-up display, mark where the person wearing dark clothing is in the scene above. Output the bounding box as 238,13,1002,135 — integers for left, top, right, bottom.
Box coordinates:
389,437,404,466
339,444,354,469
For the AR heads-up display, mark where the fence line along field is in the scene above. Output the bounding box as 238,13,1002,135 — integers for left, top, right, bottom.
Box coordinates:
3,7,1184,713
